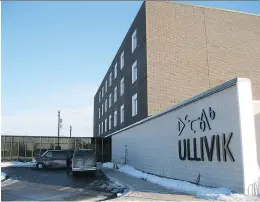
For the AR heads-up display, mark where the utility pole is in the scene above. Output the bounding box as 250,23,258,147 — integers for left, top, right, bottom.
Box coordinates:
70,126,72,138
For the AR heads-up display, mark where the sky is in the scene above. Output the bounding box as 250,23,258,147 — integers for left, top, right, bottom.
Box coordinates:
1,1,260,137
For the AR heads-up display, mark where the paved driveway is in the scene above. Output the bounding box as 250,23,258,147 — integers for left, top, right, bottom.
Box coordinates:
1,167,117,201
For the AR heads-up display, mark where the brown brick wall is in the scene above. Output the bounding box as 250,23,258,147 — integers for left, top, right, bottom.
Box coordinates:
145,2,260,115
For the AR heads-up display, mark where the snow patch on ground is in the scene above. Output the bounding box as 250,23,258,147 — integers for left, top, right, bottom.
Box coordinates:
102,163,259,201
102,162,114,169
1,161,36,168
1,172,7,181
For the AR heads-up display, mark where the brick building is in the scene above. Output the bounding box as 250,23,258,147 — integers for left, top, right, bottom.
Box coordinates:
93,1,260,137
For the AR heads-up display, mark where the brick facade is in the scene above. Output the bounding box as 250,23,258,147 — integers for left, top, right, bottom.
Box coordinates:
146,2,260,115
94,2,260,136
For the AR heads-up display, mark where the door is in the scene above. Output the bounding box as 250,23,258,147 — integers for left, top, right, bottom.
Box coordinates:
45,151,53,167
52,151,66,168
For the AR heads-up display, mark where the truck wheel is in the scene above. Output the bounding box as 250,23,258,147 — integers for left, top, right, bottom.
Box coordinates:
36,162,45,170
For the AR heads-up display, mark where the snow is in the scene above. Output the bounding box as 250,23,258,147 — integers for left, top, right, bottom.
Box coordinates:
1,172,7,181
102,162,114,169
103,163,259,201
1,161,36,168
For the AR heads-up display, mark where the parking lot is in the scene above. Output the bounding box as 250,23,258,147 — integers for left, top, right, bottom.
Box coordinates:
1,167,122,201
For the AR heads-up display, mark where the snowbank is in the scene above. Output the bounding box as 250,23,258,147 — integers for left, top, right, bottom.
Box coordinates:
1,161,35,168
102,162,114,169
103,163,258,201
1,172,7,181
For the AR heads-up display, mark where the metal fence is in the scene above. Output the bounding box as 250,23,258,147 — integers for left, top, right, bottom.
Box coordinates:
1,135,111,162
248,178,260,196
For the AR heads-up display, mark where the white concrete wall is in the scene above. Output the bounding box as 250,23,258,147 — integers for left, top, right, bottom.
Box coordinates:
253,100,260,170
111,78,259,194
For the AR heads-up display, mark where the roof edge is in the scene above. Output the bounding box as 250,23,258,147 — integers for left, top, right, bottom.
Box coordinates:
167,1,260,17
105,77,249,138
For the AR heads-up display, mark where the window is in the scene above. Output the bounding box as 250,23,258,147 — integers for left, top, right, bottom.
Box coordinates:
99,108,100,119
101,104,103,115
109,72,112,86
114,63,117,79
120,105,124,123
105,80,107,93
102,86,104,98
132,60,137,84
120,78,124,96
99,92,101,102
98,124,100,136
109,115,112,130
105,119,107,132
132,29,137,52
114,86,117,103
53,151,67,158
46,152,52,158
101,122,103,134
120,51,124,69
109,94,112,108
114,111,117,127
132,93,138,116
105,99,107,112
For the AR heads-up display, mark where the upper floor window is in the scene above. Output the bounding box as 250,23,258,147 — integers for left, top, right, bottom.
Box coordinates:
114,86,117,103
120,77,124,96
120,51,124,69
102,86,104,98
132,93,138,117
99,92,101,102
132,29,137,53
105,119,107,132
109,115,112,130
109,94,112,108
109,72,112,86
98,124,100,136
101,122,103,134
120,105,124,123
105,80,107,93
99,108,100,119
114,110,117,127
101,104,104,116
132,60,137,84
114,63,117,79
105,99,107,112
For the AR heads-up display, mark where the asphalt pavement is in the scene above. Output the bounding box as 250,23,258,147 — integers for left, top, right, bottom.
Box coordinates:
1,167,119,201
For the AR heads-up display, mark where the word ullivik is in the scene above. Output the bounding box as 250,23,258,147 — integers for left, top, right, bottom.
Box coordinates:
178,132,235,162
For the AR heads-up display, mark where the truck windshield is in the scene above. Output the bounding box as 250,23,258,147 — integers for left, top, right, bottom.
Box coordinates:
41,151,48,157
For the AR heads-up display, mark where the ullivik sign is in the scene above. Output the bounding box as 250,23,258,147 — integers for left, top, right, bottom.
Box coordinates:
177,107,235,162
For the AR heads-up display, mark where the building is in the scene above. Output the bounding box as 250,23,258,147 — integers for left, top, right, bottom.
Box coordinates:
110,78,260,194
93,1,260,137
1,135,111,162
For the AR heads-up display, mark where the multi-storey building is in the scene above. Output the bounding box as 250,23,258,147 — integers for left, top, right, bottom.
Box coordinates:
93,1,260,137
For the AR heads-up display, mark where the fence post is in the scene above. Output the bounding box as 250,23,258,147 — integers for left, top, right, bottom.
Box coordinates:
10,137,12,161
95,139,97,155
18,137,20,161
102,138,104,163
24,137,27,162
40,137,42,154
3,136,5,161
32,137,34,159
